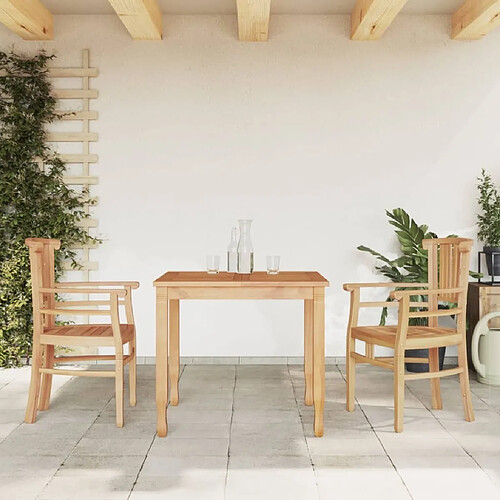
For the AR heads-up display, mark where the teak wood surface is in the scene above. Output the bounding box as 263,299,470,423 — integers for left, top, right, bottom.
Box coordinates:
24,238,139,428
344,238,475,433
154,271,329,438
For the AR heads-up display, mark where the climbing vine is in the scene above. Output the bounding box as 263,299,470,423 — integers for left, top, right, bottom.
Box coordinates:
0,51,98,367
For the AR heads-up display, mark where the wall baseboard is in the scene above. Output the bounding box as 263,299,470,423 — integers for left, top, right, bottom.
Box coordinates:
135,356,460,366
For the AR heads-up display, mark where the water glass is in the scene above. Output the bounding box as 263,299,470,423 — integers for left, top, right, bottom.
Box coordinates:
266,256,280,274
206,255,220,274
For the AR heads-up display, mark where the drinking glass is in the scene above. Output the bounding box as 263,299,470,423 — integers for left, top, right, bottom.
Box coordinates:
266,256,280,274
206,255,220,274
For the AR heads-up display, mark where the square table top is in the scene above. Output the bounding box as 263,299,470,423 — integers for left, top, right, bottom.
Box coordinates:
154,271,329,287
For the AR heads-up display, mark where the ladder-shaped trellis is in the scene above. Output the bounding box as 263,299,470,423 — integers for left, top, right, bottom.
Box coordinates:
46,49,99,279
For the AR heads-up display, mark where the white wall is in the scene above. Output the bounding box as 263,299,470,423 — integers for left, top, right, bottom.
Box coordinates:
2,15,499,358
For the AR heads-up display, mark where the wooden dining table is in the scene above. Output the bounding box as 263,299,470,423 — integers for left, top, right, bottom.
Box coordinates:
154,271,329,438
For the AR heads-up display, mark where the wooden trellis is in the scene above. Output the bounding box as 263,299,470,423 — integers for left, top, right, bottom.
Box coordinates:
46,49,98,280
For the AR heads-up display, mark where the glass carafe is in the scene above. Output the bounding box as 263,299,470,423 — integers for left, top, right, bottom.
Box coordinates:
237,219,254,274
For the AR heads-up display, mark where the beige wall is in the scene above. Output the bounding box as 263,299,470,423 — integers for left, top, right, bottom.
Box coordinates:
1,15,499,357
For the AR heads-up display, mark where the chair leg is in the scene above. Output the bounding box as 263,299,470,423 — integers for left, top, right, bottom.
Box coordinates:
129,339,137,407
457,341,475,422
25,344,43,424
39,345,54,411
346,339,356,412
394,355,405,433
115,356,124,428
428,347,442,410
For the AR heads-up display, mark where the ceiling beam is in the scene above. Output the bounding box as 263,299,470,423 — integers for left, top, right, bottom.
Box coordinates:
452,0,500,40
236,0,271,42
108,0,162,40
351,0,408,40
0,0,52,40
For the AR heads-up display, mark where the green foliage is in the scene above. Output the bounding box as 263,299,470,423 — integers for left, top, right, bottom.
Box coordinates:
358,208,476,326
477,169,500,247
0,51,99,367
358,208,439,286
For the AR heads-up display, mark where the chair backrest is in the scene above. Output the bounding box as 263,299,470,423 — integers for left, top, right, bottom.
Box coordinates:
422,238,473,327
25,238,61,336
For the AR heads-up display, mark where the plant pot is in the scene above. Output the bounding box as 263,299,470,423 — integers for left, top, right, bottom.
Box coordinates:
484,246,500,278
405,347,446,373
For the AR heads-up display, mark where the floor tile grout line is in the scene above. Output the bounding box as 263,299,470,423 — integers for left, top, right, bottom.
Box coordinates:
127,364,187,499
405,380,498,484
127,433,157,499
469,381,500,417
0,368,74,446
287,364,321,500
34,390,115,500
335,364,415,500
223,365,237,499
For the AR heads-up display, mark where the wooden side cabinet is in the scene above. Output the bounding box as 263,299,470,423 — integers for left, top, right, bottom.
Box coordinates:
467,283,500,370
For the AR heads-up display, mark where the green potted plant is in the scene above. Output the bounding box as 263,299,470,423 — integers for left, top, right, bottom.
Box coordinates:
477,169,500,278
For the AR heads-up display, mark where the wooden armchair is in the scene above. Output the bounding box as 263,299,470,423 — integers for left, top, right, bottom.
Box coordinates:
25,238,139,427
343,238,474,432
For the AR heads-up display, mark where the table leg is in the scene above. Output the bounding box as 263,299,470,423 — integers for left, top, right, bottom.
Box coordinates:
313,287,325,437
304,299,314,406
169,299,180,405
156,288,169,437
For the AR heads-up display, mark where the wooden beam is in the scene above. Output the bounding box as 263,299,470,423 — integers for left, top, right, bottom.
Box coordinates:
351,0,408,40
236,0,271,42
0,0,52,40
452,0,500,40
108,0,162,40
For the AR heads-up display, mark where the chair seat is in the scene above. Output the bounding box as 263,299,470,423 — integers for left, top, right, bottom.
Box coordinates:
352,325,462,349
40,324,135,346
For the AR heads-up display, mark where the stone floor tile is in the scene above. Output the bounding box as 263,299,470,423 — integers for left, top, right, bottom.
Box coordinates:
58,454,145,476
315,459,410,500
231,421,305,439
148,437,229,457
0,363,499,500
0,422,18,439
14,419,92,439
229,435,309,456
0,455,62,477
167,408,232,424
84,421,157,440
225,468,318,500
451,434,500,456
0,435,76,457
96,409,156,424
0,475,53,500
130,471,227,500
71,437,152,456
394,456,499,500
172,398,234,410
140,455,227,477
232,409,301,424
306,433,386,457
233,395,297,410
37,474,136,500
378,434,467,458
167,422,231,439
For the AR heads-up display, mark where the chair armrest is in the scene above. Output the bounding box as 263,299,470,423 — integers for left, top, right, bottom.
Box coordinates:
55,281,140,290
343,282,428,292
40,287,127,297
390,288,463,300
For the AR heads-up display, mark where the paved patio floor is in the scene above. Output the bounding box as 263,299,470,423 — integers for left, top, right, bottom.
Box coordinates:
1,363,500,499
